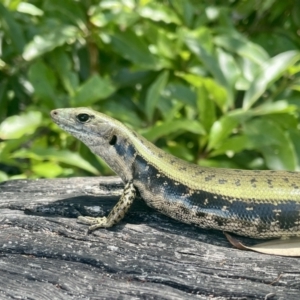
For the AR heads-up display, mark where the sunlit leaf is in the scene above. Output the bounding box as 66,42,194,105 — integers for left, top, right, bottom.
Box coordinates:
13,148,100,175
243,51,300,110
0,170,8,182
236,57,261,89
185,32,229,90
138,2,181,24
216,47,240,95
23,25,79,61
32,162,63,178
0,111,42,139
214,35,269,65
253,100,297,116
17,3,43,16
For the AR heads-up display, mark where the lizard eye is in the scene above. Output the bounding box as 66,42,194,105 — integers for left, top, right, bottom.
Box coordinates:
77,113,90,123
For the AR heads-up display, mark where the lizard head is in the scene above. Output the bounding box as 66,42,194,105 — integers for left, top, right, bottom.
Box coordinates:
51,107,137,182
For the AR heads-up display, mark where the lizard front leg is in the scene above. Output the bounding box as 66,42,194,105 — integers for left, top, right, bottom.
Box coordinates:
78,181,136,232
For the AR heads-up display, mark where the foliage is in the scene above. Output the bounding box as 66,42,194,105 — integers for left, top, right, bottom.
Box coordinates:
1,0,300,182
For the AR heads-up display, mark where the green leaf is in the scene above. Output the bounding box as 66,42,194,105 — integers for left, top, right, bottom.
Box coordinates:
171,0,195,27
0,171,8,182
44,0,87,28
207,116,239,150
91,4,139,28
236,57,264,90
0,136,29,167
17,2,44,16
102,97,143,127
143,24,178,60
289,129,300,170
203,78,228,113
207,108,253,151
196,86,216,132
0,3,25,53
13,148,100,175
164,83,197,107
142,119,206,141
210,135,250,157
49,49,79,96
197,158,241,169
72,74,116,106
243,51,300,110
185,36,226,86
145,71,169,122
156,100,183,122
252,100,297,116
0,80,8,121
216,47,240,93
177,73,227,112
0,111,42,139
243,119,297,170
214,35,269,65
110,30,159,69
32,162,63,178
184,31,230,92
28,61,57,106
23,25,79,61
138,2,181,24
166,142,194,162
176,72,203,88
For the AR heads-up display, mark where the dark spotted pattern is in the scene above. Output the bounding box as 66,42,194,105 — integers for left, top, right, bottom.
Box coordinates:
114,141,136,159
132,155,300,238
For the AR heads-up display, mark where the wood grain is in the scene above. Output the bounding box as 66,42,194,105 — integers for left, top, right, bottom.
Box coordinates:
0,177,299,299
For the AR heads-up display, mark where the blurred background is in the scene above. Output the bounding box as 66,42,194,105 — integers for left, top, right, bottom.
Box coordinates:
1,0,300,182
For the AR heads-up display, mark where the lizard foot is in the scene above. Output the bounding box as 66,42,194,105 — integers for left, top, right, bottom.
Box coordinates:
77,216,111,232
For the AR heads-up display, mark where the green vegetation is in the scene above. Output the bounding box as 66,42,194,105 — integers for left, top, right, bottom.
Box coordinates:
1,0,300,181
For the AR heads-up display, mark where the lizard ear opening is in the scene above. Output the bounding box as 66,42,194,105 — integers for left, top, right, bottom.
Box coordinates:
109,135,117,145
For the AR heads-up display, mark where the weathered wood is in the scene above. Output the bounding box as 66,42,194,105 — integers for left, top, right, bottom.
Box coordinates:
0,177,299,300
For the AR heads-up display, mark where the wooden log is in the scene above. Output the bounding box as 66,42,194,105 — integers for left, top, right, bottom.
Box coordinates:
0,177,299,299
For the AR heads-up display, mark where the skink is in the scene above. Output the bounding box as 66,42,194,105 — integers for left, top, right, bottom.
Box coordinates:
51,107,300,238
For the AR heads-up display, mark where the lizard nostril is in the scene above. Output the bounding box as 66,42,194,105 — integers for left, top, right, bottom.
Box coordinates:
51,110,58,116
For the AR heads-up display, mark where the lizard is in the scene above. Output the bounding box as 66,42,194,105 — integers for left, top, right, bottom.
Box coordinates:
51,107,300,239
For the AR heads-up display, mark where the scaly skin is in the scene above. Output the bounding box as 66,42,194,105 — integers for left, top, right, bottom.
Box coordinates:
51,107,300,238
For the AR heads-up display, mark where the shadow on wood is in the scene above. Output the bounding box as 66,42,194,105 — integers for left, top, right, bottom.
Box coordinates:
0,177,299,299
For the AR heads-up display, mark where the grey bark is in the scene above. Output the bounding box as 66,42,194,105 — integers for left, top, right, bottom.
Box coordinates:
0,177,299,300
